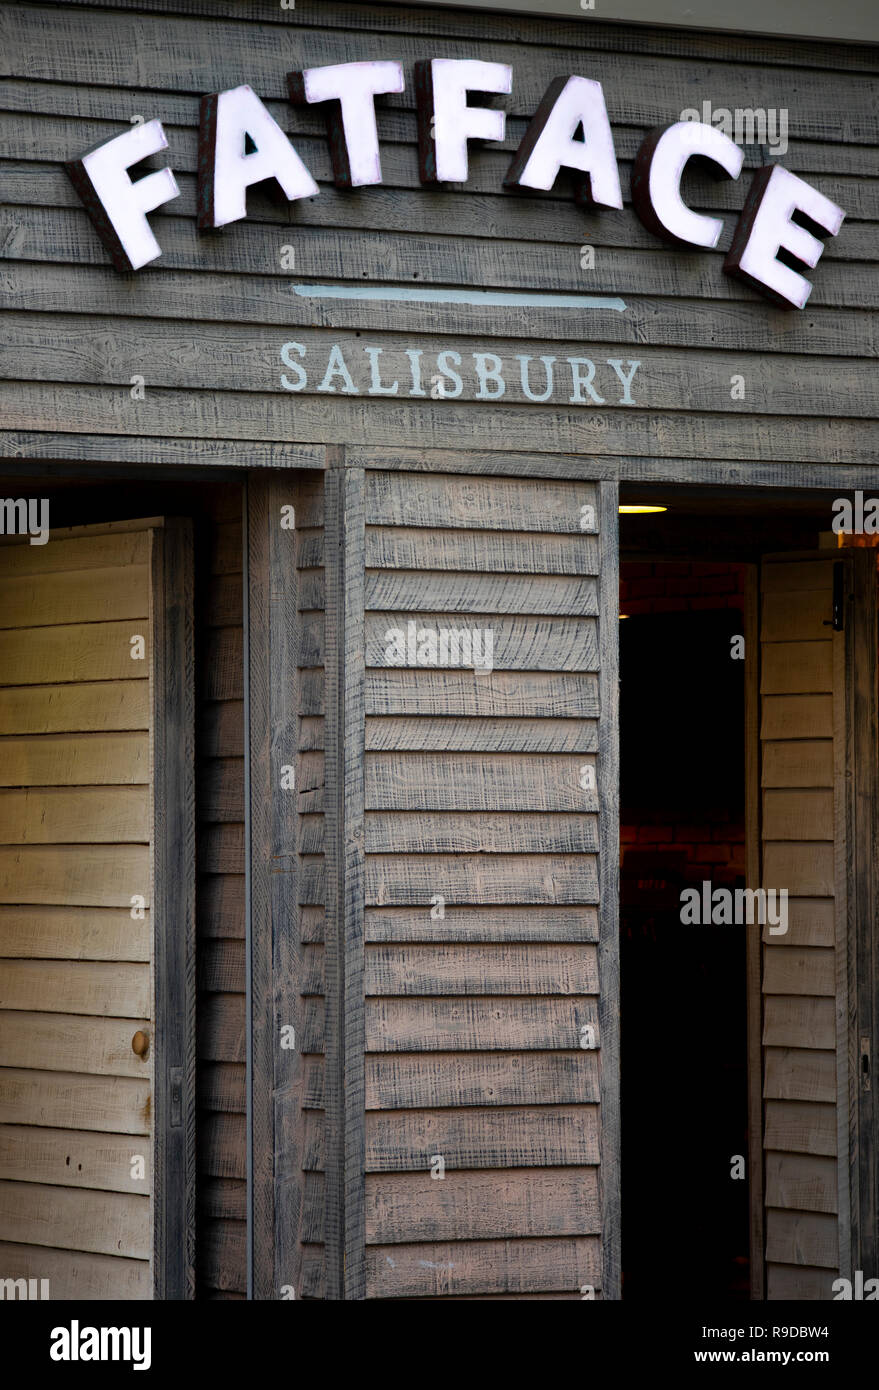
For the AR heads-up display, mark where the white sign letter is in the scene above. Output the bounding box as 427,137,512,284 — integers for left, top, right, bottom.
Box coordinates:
415,58,512,184
287,61,404,188
66,120,179,272
631,121,744,249
724,165,845,309
198,84,318,229
505,76,622,210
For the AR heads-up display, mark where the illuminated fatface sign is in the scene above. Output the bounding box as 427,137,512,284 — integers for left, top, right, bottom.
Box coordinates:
66,59,846,309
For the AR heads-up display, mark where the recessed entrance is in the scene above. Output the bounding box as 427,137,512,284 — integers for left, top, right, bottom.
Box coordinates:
617,482,878,1301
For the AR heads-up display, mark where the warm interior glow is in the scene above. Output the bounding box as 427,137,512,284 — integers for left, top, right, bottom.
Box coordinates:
618,505,668,514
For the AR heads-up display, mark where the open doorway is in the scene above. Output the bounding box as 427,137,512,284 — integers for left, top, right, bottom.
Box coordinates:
616,483,874,1302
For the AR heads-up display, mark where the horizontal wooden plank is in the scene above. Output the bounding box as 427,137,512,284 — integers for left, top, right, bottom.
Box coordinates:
198,940,245,996
760,644,833,696
366,853,598,905
0,1068,149,1134
761,741,833,787
365,905,598,943
7,310,878,417
0,905,148,960
761,589,835,642
365,754,598,811
199,1115,246,1181
365,812,598,855
6,0,877,75
761,789,833,841
198,1062,246,1115
6,260,872,363
365,716,596,754
0,733,149,786
197,875,245,940
0,960,149,1017
366,670,599,718
762,946,835,998
0,564,148,630
765,1208,839,1269
201,1219,246,1295
0,1240,149,1299
0,1124,150,1193
367,997,597,1051
0,1010,150,1077
760,695,833,742
198,700,244,758
0,786,149,844
766,1264,838,1300
201,1177,246,1221
367,474,592,533
364,944,598,995
367,528,599,576
0,1180,149,1259
763,996,836,1050
763,1101,837,1157
366,1234,600,1299
364,1105,598,1171
0,845,149,907
365,1050,599,1109
764,1048,837,1104
365,614,598,673
364,1167,600,1244
764,1152,838,1214
0,529,150,576
761,562,834,594
762,843,834,897
768,898,835,949
0,622,151,686
365,571,599,616
0,680,149,736
197,994,245,1064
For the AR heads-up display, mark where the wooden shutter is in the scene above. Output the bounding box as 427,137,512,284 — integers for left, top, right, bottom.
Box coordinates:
756,549,876,1299
0,518,195,1299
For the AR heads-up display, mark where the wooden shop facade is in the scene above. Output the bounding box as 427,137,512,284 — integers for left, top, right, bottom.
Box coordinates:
0,0,877,1301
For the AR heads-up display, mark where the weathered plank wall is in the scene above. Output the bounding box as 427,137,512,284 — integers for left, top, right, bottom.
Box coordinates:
1,0,877,475
359,468,604,1298
195,490,247,1298
759,558,839,1299
0,525,153,1299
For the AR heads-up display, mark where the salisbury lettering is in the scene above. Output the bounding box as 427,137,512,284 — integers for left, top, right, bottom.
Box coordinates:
65,60,845,309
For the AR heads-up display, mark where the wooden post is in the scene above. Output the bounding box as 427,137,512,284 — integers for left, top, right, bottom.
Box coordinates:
151,518,197,1300
597,479,621,1301
324,454,366,1300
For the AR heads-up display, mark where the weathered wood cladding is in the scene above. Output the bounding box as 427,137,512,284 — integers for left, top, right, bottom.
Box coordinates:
1,0,877,1304
1,1,877,474
357,469,604,1297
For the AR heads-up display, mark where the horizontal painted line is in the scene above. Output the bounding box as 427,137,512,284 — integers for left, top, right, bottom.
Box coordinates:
293,283,627,312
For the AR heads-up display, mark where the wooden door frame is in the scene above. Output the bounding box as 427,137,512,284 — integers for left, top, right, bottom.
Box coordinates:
150,518,197,1299
743,561,765,1299
842,547,878,1285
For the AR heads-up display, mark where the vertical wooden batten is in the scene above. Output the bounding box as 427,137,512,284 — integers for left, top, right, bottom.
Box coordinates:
843,549,877,1281
246,470,311,1300
324,456,367,1300
151,518,197,1300
743,562,765,1300
597,480,621,1301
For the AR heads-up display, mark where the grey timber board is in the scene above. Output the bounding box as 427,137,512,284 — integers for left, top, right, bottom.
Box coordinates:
2,9,876,143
